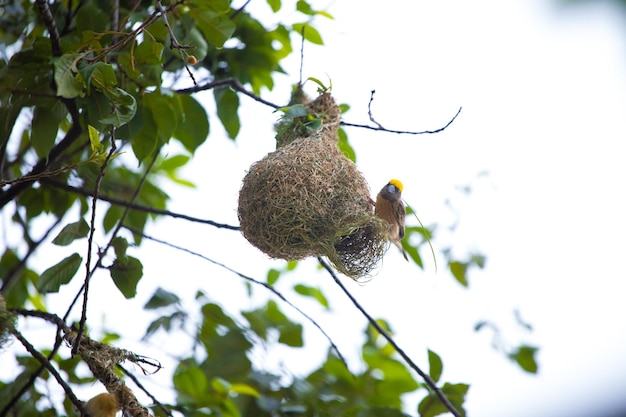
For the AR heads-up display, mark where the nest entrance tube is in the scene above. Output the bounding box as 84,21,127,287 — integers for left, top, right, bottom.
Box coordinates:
238,92,388,279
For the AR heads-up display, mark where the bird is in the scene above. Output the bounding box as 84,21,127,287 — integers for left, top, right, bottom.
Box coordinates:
82,392,119,417
375,179,409,261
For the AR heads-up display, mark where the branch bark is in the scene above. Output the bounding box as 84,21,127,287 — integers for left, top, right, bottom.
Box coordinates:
319,257,463,417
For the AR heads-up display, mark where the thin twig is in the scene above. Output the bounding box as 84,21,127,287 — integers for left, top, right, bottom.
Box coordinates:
299,25,305,85
176,77,282,109
0,159,97,189
341,106,462,135
367,90,385,129
118,364,173,417
73,133,118,356
230,0,251,19
1,310,70,415
42,179,240,230
88,0,185,64
318,257,462,417
155,0,197,86
10,329,89,416
64,149,160,331
125,226,350,371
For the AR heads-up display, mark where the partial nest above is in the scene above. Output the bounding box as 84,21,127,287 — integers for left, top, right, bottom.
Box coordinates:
238,92,388,279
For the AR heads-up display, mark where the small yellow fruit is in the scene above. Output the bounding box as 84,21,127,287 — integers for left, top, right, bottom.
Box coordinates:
187,55,198,65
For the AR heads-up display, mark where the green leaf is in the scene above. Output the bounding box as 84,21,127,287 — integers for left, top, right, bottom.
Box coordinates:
135,36,164,65
265,299,287,322
214,88,240,139
173,362,208,403
281,325,303,348
110,256,143,299
280,103,308,118
211,376,231,393
144,287,181,309
143,311,186,339
110,236,128,260
404,241,424,268
266,0,281,12
132,104,159,162
230,383,261,398
184,27,209,62
189,4,236,47
242,308,269,340
82,62,117,94
87,125,104,153
418,383,469,417
278,322,303,347
293,284,329,309
174,95,209,153
159,154,190,172
144,91,181,141
99,87,137,127
306,76,330,92
31,104,59,158
337,128,355,162
509,345,539,374
36,253,83,293
266,268,280,286
449,261,468,287
428,349,443,383
471,253,486,268
293,23,323,45
296,0,314,15
53,54,85,98
52,219,90,246
76,2,108,34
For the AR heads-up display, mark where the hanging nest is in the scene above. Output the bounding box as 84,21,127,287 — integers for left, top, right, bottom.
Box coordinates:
238,91,388,279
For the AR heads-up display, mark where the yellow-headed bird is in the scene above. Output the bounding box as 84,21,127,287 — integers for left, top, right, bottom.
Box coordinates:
375,179,408,261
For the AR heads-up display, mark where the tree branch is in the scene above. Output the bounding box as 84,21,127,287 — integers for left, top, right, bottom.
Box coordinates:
341,106,462,135
71,148,158,354
155,0,196,85
118,364,173,417
42,178,240,230
318,257,462,417
35,0,62,57
125,226,350,371
176,77,282,109
11,309,157,417
10,328,89,416
73,134,118,356
367,90,385,129
1,310,70,415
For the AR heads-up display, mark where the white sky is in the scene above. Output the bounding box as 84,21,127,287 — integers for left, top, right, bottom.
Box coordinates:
3,0,626,416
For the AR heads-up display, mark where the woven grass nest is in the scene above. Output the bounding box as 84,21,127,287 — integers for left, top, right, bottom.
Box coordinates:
238,91,388,279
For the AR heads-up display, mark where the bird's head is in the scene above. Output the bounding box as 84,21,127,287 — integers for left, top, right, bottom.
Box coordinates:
387,179,403,194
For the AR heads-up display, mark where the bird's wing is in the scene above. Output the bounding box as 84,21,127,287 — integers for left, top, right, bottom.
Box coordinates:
396,201,406,239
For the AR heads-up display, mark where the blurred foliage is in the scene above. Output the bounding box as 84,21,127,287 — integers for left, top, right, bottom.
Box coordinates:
0,0,537,416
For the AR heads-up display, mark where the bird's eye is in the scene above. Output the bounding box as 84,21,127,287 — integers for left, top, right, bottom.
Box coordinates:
387,184,397,193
